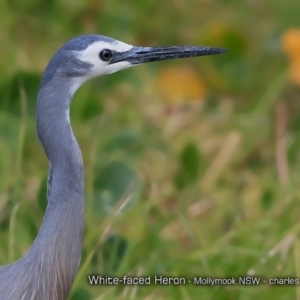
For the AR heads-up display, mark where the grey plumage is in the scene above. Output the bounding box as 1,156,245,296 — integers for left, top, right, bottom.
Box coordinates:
0,44,86,300
0,34,226,300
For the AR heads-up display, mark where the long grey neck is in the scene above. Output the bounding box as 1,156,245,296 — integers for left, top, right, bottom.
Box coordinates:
21,77,85,299
0,74,86,299
32,76,84,295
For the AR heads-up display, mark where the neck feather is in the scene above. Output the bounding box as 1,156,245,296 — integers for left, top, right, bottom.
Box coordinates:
36,75,85,283
0,77,85,300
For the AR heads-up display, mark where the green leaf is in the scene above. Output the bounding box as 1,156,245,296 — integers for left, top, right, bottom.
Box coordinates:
0,72,40,117
70,288,91,300
0,138,11,192
175,142,201,189
37,177,48,212
91,235,128,275
103,129,144,155
93,161,140,217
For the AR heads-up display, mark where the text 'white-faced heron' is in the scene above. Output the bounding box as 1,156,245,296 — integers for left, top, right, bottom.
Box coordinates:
0,34,226,299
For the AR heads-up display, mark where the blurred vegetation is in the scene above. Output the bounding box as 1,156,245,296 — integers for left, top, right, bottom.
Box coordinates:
1,0,300,299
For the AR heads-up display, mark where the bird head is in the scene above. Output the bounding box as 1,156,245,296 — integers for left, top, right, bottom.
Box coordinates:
41,34,226,94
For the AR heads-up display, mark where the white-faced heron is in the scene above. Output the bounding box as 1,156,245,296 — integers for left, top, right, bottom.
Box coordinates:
0,34,226,299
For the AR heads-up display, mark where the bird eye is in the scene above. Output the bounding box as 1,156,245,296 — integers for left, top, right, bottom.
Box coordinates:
99,49,113,61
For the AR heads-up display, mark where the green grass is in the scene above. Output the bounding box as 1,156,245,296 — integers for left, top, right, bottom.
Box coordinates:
1,0,300,299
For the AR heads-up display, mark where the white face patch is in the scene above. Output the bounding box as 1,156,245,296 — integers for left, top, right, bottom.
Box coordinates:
76,40,134,81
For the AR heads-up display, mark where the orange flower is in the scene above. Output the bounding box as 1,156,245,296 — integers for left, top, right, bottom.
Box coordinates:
156,66,206,104
281,29,300,85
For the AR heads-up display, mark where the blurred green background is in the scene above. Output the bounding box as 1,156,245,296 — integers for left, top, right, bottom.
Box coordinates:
1,0,300,299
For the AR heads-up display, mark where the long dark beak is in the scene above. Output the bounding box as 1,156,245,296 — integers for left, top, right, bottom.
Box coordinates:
110,46,227,65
